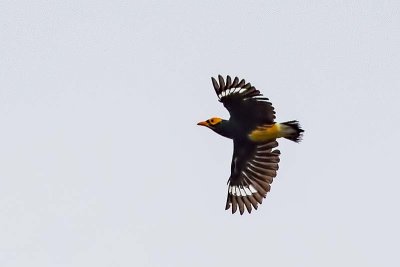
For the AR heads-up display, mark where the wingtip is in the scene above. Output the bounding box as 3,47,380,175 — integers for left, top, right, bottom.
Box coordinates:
218,75,225,89
226,75,232,88
211,77,219,91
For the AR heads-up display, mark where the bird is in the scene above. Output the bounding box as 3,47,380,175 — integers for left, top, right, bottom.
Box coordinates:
197,75,304,215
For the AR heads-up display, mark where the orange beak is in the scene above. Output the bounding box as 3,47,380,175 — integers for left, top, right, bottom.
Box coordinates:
197,121,209,127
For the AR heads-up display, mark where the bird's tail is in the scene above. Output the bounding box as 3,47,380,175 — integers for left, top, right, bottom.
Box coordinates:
280,121,304,143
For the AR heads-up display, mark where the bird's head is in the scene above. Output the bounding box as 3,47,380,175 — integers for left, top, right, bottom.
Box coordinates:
197,117,232,138
197,117,223,128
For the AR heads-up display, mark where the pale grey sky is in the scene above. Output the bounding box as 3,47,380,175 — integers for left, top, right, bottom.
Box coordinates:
1,1,400,266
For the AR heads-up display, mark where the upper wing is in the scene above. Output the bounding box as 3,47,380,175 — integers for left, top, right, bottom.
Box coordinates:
226,139,280,215
211,75,276,131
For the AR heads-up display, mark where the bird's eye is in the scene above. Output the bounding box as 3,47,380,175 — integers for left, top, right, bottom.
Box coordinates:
210,119,214,124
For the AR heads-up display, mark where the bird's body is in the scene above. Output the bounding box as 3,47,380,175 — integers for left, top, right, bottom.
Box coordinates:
198,75,304,215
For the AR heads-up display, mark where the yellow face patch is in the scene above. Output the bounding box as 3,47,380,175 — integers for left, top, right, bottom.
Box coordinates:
207,117,222,126
248,123,281,142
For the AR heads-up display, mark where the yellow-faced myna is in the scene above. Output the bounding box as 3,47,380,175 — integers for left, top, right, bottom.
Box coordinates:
198,75,304,215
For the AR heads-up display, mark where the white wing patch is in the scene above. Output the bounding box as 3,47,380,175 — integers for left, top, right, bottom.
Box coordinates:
228,185,258,196
216,85,267,105
246,95,269,102
218,86,251,100
249,185,257,193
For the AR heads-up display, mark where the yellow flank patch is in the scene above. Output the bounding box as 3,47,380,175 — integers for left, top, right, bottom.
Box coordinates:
248,123,281,142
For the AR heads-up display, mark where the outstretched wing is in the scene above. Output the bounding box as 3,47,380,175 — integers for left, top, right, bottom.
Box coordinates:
211,75,276,132
226,139,280,215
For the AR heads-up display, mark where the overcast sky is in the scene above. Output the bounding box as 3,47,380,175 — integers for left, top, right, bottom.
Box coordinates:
1,1,400,266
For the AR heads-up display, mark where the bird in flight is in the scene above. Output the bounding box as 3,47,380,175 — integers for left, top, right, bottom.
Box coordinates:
198,75,304,215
